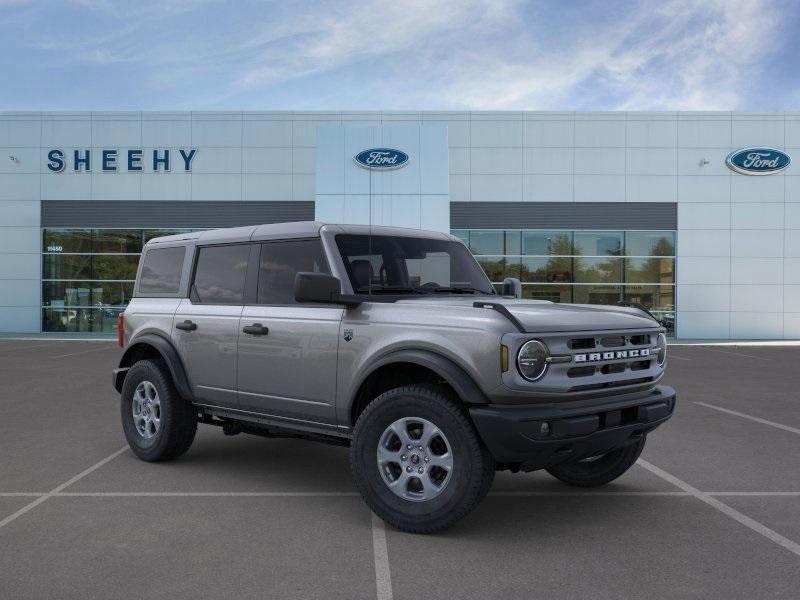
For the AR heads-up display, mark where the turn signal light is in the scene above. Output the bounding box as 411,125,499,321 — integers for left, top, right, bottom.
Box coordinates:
500,345,509,372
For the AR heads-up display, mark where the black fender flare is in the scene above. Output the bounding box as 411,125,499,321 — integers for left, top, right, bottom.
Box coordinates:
115,333,193,400
352,348,489,412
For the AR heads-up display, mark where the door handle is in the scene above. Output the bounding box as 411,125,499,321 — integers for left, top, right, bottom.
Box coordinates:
176,320,198,332
242,323,269,336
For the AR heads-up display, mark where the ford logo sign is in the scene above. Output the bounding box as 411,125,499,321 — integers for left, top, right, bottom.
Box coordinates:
354,148,409,170
726,147,790,175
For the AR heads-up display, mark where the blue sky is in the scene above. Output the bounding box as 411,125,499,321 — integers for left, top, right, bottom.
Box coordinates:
1,0,798,111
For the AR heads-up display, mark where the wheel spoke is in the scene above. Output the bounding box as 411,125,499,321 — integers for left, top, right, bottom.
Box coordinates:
377,444,400,465
428,452,453,471
418,421,442,449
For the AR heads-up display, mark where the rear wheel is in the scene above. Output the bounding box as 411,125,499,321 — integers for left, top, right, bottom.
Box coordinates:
350,384,494,534
121,359,197,462
545,436,646,487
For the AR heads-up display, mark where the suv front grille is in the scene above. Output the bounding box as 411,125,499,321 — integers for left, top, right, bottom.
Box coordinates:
516,329,663,394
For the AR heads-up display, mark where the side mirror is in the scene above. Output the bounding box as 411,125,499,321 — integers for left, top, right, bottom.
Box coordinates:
502,277,522,299
294,272,361,307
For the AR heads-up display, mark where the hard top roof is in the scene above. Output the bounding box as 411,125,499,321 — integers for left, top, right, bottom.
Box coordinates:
144,222,455,246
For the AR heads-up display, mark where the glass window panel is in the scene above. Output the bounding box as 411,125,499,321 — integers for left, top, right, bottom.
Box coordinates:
625,231,675,256
92,255,140,280
258,240,329,305
477,257,519,282
42,307,123,333
138,247,186,295
623,285,675,311
191,244,250,305
574,257,622,283
43,254,92,279
43,281,134,307
625,257,674,284
469,231,504,255
522,231,573,256
450,230,468,244
522,284,572,303
572,285,623,305
93,229,143,253
504,231,521,255
43,229,92,253
574,231,623,256
143,229,193,243
520,257,573,283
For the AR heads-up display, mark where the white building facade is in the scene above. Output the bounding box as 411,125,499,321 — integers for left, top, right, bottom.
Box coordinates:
0,110,798,339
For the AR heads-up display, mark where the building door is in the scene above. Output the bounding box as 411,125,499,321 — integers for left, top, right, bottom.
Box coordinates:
237,239,342,427
172,243,253,408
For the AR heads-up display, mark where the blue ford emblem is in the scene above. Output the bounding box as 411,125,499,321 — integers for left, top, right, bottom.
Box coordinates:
726,147,790,175
354,148,409,170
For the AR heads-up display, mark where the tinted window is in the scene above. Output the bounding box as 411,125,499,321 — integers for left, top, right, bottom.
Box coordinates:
138,247,186,295
258,240,329,305
191,245,249,304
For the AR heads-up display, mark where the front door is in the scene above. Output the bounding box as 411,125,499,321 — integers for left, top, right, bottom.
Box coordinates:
236,239,342,426
173,243,253,407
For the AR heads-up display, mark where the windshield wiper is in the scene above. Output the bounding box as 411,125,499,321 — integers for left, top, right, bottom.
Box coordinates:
354,285,428,295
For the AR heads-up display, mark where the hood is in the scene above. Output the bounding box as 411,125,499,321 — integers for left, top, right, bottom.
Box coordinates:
395,296,659,333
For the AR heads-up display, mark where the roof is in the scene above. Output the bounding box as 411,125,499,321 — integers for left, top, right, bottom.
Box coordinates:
144,221,454,246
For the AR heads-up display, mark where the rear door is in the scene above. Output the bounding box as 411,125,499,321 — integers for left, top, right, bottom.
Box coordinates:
236,239,343,426
173,243,255,407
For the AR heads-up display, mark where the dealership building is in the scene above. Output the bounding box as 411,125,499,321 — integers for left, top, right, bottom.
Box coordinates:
0,110,798,339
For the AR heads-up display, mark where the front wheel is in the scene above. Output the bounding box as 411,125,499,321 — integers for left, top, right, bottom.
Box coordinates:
350,384,495,534
545,436,646,487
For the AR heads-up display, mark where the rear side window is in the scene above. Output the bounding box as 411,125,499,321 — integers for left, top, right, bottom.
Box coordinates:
258,240,329,304
191,244,250,305
138,246,186,296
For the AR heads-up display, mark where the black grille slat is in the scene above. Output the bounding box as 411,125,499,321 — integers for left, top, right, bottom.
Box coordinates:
599,336,625,348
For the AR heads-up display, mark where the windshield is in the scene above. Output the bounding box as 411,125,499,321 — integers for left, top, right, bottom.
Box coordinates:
335,234,496,295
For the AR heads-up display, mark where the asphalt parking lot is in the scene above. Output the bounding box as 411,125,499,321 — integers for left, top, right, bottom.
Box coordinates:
1,340,799,599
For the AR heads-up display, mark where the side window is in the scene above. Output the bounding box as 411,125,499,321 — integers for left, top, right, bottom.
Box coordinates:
138,246,185,296
191,244,250,305
258,240,329,305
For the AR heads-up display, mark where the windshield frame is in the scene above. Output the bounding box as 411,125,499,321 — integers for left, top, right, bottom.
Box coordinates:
333,233,497,297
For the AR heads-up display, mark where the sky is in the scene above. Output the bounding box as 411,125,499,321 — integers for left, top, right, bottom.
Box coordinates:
1,0,799,111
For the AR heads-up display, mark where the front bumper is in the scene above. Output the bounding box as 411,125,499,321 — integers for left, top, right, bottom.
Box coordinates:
469,385,676,471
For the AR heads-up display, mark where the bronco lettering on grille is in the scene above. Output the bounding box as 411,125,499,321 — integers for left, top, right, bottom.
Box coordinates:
574,348,651,363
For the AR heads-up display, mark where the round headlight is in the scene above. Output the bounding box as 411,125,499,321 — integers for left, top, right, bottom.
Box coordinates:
655,333,667,366
517,340,550,381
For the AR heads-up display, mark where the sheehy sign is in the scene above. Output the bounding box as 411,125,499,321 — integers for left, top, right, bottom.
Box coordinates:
46,149,197,172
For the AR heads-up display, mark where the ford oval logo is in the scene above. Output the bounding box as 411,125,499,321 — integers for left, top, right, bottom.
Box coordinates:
354,148,409,170
726,147,790,175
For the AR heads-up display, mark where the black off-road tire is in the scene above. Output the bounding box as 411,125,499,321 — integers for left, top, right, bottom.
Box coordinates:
350,384,495,534
545,435,646,487
121,359,197,462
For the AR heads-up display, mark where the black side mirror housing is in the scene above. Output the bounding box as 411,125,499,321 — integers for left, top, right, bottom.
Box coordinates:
502,277,522,299
294,272,361,307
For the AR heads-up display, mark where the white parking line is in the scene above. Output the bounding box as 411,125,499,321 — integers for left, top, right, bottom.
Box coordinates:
371,512,393,600
49,345,118,359
638,459,800,558
701,348,771,361
54,491,360,497
0,446,128,530
695,402,800,436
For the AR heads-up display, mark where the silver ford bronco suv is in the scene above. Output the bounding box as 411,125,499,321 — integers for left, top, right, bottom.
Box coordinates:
113,222,675,533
